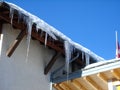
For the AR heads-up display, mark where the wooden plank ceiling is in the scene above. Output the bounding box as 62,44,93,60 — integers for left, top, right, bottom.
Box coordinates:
53,68,120,90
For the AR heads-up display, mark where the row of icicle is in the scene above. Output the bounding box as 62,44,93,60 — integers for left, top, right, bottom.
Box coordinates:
9,6,90,90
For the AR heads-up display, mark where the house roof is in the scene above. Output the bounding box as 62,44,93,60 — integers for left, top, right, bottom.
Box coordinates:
0,1,106,80
1,2,120,90
53,58,120,90
0,1,104,61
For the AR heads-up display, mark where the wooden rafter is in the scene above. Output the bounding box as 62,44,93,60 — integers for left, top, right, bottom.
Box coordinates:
31,31,64,54
84,76,102,90
6,30,26,57
44,52,61,74
64,81,79,90
0,5,66,76
97,73,107,83
72,80,82,89
0,12,64,55
72,79,87,90
111,69,120,80
59,83,71,90
53,84,64,90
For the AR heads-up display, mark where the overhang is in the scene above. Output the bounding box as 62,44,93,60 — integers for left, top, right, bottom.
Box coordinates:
53,58,120,90
0,1,105,85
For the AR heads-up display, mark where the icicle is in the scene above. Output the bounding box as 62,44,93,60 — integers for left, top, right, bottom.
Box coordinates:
0,34,3,60
36,25,39,32
82,52,84,61
45,32,48,47
64,41,72,81
18,11,22,23
36,22,57,40
50,82,53,90
25,17,33,62
70,45,74,55
9,7,14,24
85,53,90,66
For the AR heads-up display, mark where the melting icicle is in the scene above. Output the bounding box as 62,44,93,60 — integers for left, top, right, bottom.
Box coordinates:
85,53,90,66
64,41,72,82
82,52,84,61
45,32,48,47
0,34,3,60
36,22,57,40
18,11,22,23
25,17,33,62
36,25,39,32
9,7,14,24
50,82,53,90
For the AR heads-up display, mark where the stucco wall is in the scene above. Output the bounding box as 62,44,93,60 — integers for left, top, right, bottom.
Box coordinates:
0,24,63,90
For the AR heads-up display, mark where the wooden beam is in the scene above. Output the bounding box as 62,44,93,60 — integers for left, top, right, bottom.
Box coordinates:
72,79,87,90
59,83,71,90
44,52,61,74
6,30,26,57
84,76,102,90
53,84,64,90
0,12,65,54
0,13,26,30
97,73,107,83
111,69,120,80
64,81,79,90
31,31,64,54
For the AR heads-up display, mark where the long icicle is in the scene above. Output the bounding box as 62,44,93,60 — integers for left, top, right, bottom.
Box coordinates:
45,32,48,47
85,53,90,66
9,7,14,24
0,34,3,60
50,81,53,90
82,52,84,61
18,11,22,23
25,18,33,62
64,41,71,82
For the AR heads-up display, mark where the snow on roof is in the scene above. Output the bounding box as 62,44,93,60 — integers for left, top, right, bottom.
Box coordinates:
84,58,119,70
0,1,105,62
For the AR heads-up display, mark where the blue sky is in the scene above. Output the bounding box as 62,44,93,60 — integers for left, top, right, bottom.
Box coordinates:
5,0,120,60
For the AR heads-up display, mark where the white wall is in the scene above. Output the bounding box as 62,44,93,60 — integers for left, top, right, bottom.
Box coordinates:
0,24,64,90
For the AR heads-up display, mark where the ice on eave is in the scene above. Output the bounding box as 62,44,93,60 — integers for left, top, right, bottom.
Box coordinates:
7,2,57,40
4,1,105,62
